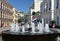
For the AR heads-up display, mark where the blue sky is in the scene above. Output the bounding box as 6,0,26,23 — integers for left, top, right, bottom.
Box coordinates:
7,0,33,13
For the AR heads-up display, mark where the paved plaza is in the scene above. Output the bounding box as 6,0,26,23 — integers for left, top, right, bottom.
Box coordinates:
0,36,2,41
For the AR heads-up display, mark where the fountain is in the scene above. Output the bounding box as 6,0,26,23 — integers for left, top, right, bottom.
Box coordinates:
45,24,50,32
38,18,44,33
26,23,30,28
10,23,20,32
42,18,44,29
31,22,36,33
15,23,20,32
24,23,30,29
38,22,44,33
10,18,51,33
21,25,25,33
2,18,57,41
10,23,15,32
31,18,50,33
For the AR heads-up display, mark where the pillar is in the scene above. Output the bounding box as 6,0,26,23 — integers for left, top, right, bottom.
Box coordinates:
51,0,54,20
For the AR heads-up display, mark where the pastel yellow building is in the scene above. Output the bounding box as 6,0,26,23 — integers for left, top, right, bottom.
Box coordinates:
13,8,17,23
13,8,24,23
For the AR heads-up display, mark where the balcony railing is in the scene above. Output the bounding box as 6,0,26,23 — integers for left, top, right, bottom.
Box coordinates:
0,18,13,22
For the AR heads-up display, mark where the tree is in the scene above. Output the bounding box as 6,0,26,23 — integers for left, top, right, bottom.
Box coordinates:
32,12,36,15
49,20,56,28
50,20,56,24
18,18,22,23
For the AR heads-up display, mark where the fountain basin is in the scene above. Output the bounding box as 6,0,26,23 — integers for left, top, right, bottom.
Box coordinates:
2,30,57,41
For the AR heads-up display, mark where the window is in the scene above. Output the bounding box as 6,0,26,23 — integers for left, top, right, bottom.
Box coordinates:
2,12,3,18
0,2,1,8
56,0,59,9
44,9,45,13
1,11,2,18
0,11,1,18
44,18,45,26
40,7,42,14
46,4,48,11
46,18,48,23
57,16,59,25
1,2,2,8
49,1,51,10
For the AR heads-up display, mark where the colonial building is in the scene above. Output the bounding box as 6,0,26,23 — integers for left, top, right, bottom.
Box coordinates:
30,0,43,12
30,0,43,21
0,0,13,27
13,8,25,23
13,8,18,23
40,0,60,26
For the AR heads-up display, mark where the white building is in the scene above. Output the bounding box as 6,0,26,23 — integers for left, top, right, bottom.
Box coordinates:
30,0,43,12
34,0,43,12
40,0,60,26
30,0,43,21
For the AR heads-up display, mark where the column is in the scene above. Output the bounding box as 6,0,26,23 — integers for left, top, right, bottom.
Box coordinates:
51,0,54,20
39,0,43,12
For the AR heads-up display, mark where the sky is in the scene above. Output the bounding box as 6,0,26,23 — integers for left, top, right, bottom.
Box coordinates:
7,0,33,13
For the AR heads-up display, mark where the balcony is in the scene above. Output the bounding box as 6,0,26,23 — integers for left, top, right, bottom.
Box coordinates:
0,18,13,22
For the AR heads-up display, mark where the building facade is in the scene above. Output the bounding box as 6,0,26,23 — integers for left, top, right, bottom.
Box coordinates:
13,8,18,23
0,0,13,27
30,0,43,12
13,8,25,23
40,0,60,26
30,0,43,22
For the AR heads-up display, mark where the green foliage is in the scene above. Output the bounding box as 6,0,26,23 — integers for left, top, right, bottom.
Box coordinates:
50,20,56,24
32,12,36,15
18,18,22,23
